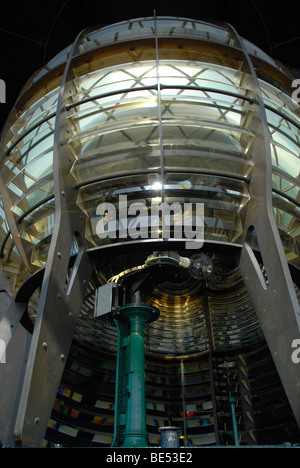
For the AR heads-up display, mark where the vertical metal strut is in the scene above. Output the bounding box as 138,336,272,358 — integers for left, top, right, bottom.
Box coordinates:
226,24,300,426
13,27,95,447
154,11,165,204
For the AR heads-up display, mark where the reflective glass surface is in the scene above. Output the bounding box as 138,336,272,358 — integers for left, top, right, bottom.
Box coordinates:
0,17,299,288
260,80,300,264
28,17,282,90
1,17,299,449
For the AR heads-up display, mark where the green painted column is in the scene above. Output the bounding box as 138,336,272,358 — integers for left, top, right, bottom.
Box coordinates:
229,397,240,446
113,304,159,447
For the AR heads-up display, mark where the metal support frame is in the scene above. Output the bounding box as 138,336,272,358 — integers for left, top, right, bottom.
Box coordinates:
10,27,95,447
0,244,43,446
227,24,300,426
236,354,256,445
0,262,28,447
0,16,299,448
154,11,165,204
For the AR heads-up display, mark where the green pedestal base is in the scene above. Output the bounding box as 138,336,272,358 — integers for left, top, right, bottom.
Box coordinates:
113,304,159,448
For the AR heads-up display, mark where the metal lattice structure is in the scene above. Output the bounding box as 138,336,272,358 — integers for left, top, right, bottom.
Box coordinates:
0,17,299,448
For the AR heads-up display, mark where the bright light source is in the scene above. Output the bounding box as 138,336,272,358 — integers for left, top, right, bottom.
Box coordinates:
151,181,162,190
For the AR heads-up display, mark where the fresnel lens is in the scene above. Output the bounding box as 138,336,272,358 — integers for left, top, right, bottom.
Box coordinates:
0,17,299,448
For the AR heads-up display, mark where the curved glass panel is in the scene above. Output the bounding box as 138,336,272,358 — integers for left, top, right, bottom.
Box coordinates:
1,57,299,274
259,79,300,266
0,18,298,283
27,17,285,93
69,60,253,185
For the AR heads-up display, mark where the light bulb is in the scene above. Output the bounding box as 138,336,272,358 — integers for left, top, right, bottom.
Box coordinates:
188,253,213,279
151,181,162,190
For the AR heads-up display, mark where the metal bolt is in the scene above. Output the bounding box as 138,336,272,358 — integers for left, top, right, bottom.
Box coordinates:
57,252,61,259
35,417,40,424
60,354,65,362
42,342,47,350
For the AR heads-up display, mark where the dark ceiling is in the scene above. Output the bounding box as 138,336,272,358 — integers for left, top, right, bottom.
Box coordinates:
1,0,300,130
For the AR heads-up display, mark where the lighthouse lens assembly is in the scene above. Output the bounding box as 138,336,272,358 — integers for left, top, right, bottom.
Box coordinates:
0,16,299,448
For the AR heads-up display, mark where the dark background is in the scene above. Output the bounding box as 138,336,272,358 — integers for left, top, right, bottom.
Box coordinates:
1,0,300,130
